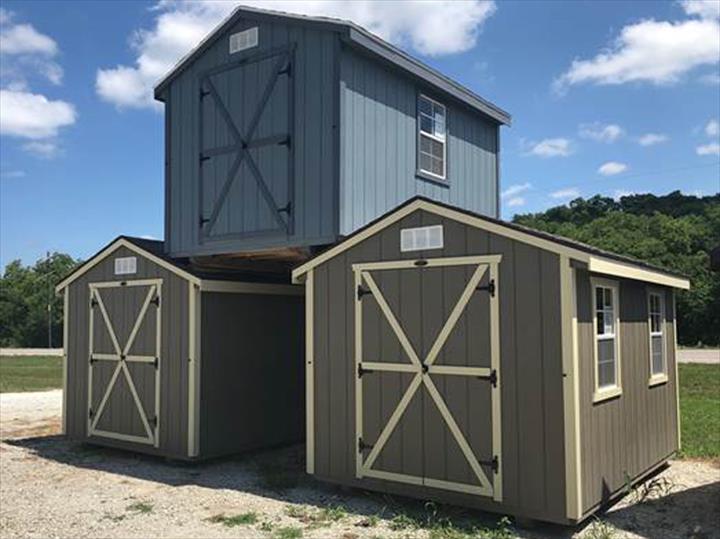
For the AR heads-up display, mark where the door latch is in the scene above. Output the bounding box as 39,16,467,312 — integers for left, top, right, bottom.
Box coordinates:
475,279,495,297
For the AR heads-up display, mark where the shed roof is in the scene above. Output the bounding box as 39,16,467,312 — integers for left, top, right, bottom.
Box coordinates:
292,196,690,290
153,5,510,126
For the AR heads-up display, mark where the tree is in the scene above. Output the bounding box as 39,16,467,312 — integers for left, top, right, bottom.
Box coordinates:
0,253,80,347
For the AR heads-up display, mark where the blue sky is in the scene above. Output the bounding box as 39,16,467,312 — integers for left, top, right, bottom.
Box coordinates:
1,0,719,268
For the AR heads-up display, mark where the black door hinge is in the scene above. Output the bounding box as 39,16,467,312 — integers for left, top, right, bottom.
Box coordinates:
151,416,158,428
477,368,498,388
89,355,95,364
358,437,373,453
90,297,98,308
199,89,210,99
278,62,292,76
414,259,428,267
89,408,94,419
278,201,292,215
151,295,160,307
278,135,291,147
199,216,209,227
357,364,374,378
153,357,159,369
476,279,495,297
199,153,211,163
479,455,499,473
357,285,372,300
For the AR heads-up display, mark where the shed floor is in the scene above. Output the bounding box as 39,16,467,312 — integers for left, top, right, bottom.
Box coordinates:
1,391,717,539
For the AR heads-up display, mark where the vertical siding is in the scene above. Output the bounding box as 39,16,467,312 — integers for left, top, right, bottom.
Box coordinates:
577,271,679,514
65,246,189,458
312,209,566,523
165,18,337,257
339,48,499,236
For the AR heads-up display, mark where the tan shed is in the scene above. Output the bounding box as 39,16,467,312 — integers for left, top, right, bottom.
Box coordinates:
292,196,689,525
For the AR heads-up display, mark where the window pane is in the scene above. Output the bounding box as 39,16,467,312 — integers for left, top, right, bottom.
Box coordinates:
428,137,443,159
652,336,664,374
419,153,432,174
420,135,432,153
604,288,613,309
598,359,616,388
431,156,444,176
420,115,433,134
419,96,432,115
596,311,604,335
598,338,615,365
596,288,604,310
603,311,614,335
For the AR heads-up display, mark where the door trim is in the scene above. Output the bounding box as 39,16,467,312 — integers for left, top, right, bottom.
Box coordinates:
354,256,502,500
87,279,162,447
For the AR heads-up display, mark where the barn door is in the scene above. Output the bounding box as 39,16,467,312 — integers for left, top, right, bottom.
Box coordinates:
87,279,162,446
198,45,294,243
354,256,502,501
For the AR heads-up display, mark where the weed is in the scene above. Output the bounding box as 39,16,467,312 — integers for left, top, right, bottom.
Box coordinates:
318,504,348,522
260,520,274,532
274,526,303,539
356,514,380,527
630,477,677,504
389,513,419,531
285,504,348,528
206,512,258,527
585,518,617,539
126,502,153,514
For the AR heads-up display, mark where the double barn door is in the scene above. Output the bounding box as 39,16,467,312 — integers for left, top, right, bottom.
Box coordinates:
354,256,502,501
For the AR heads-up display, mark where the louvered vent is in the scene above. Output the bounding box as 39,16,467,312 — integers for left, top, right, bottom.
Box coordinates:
229,27,258,54
114,256,137,275
400,225,444,252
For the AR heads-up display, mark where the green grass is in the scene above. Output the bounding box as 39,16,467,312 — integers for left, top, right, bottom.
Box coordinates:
207,512,258,527
274,526,303,539
126,502,154,514
678,363,720,459
0,356,62,392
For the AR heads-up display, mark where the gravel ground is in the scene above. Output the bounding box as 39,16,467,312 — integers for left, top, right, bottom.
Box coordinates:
0,392,718,539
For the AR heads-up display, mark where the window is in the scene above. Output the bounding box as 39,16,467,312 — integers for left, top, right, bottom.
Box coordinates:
417,94,446,180
591,278,622,402
648,290,668,385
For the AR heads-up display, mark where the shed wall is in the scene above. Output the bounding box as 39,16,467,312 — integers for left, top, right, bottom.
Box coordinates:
311,209,567,523
65,245,190,458
164,16,338,257
338,47,499,236
199,291,305,457
576,271,679,514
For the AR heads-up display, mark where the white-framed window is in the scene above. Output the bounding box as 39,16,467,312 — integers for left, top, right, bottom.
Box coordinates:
417,94,446,180
591,278,622,402
648,290,668,385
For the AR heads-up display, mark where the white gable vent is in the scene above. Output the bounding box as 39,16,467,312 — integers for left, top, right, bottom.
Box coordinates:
400,225,444,252
229,27,258,54
114,256,137,275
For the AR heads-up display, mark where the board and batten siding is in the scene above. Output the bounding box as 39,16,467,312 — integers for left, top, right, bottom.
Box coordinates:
311,209,568,523
338,47,499,237
162,17,338,257
64,245,190,458
576,271,679,515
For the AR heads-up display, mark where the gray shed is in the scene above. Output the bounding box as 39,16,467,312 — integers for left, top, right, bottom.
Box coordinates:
292,197,690,525
56,236,304,460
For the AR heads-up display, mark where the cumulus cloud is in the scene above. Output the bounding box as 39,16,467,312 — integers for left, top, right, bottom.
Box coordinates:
527,138,573,158
550,187,580,199
0,89,76,139
97,0,497,109
579,122,624,143
705,119,719,137
501,182,531,199
0,22,58,55
638,133,669,146
22,140,61,159
598,161,628,176
696,143,720,155
554,3,720,92
0,11,63,86
506,197,525,207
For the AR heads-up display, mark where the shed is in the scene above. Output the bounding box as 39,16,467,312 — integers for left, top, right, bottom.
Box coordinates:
292,197,690,525
56,236,304,460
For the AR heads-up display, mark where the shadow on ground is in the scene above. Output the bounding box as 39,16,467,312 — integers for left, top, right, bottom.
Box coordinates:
6,435,718,538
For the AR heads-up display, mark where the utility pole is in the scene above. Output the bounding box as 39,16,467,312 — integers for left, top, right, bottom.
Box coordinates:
47,251,52,349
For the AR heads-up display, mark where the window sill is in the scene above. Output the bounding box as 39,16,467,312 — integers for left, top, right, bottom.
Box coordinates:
593,386,622,403
649,374,669,387
416,170,449,187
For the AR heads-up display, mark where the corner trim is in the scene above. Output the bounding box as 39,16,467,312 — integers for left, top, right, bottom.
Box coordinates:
305,270,315,474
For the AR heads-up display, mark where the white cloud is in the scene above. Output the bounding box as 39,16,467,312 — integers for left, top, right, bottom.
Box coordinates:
638,133,669,146
506,197,525,207
705,119,719,137
613,189,635,200
22,140,60,159
0,89,76,139
598,161,628,176
0,22,58,56
528,138,573,157
554,12,720,91
696,143,720,155
699,71,720,84
682,0,720,20
501,182,531,199
96,0,496,109
550,187,580,199
579,122,624,143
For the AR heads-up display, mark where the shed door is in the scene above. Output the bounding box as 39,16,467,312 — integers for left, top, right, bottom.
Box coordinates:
354,257,502,500
198,46,294,243
88,279,162,446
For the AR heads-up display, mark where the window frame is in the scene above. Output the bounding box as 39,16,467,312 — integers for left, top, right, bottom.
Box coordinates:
647,288,669,386
590,277,622,403
416,93,448,182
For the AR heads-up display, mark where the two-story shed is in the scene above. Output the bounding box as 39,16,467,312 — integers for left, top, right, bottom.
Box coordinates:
154,5,509,261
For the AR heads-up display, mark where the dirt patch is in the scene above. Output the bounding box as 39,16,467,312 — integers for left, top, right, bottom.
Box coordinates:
0,391,718,538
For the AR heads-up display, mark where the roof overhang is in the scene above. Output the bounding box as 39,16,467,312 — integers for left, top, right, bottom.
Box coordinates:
292,198,690,290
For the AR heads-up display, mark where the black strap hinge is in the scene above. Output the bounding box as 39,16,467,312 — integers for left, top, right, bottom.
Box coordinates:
358,437,373,453
278,135,291,147
89,408,94,419
278,201,292,215
480,455,499,473
199,153,211,163
357,285,372,300
278,62,292,76
151,295,160,307
199,216,209,227
151,416,158,428
414,259,428,267
357,364,374,378
154,357,159,369
477,368,498,387
476,279,495,297
90,298,98,308
200,89,210,99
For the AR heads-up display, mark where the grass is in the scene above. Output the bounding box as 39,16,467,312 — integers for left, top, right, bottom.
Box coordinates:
678,364,720,459
207,512,258,527
274,526,303,539
0,355,62,393
126,502,153,514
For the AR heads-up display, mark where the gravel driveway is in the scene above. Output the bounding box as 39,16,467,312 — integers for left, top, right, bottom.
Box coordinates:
0,391,718,539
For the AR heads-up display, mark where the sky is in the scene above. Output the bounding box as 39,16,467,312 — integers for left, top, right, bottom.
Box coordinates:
1,0,719,268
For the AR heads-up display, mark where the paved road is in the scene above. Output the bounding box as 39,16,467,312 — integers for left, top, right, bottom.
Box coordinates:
677,348,719,364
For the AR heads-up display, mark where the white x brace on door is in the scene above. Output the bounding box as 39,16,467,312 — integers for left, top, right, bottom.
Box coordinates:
88,279,162,446
354,255,502,501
